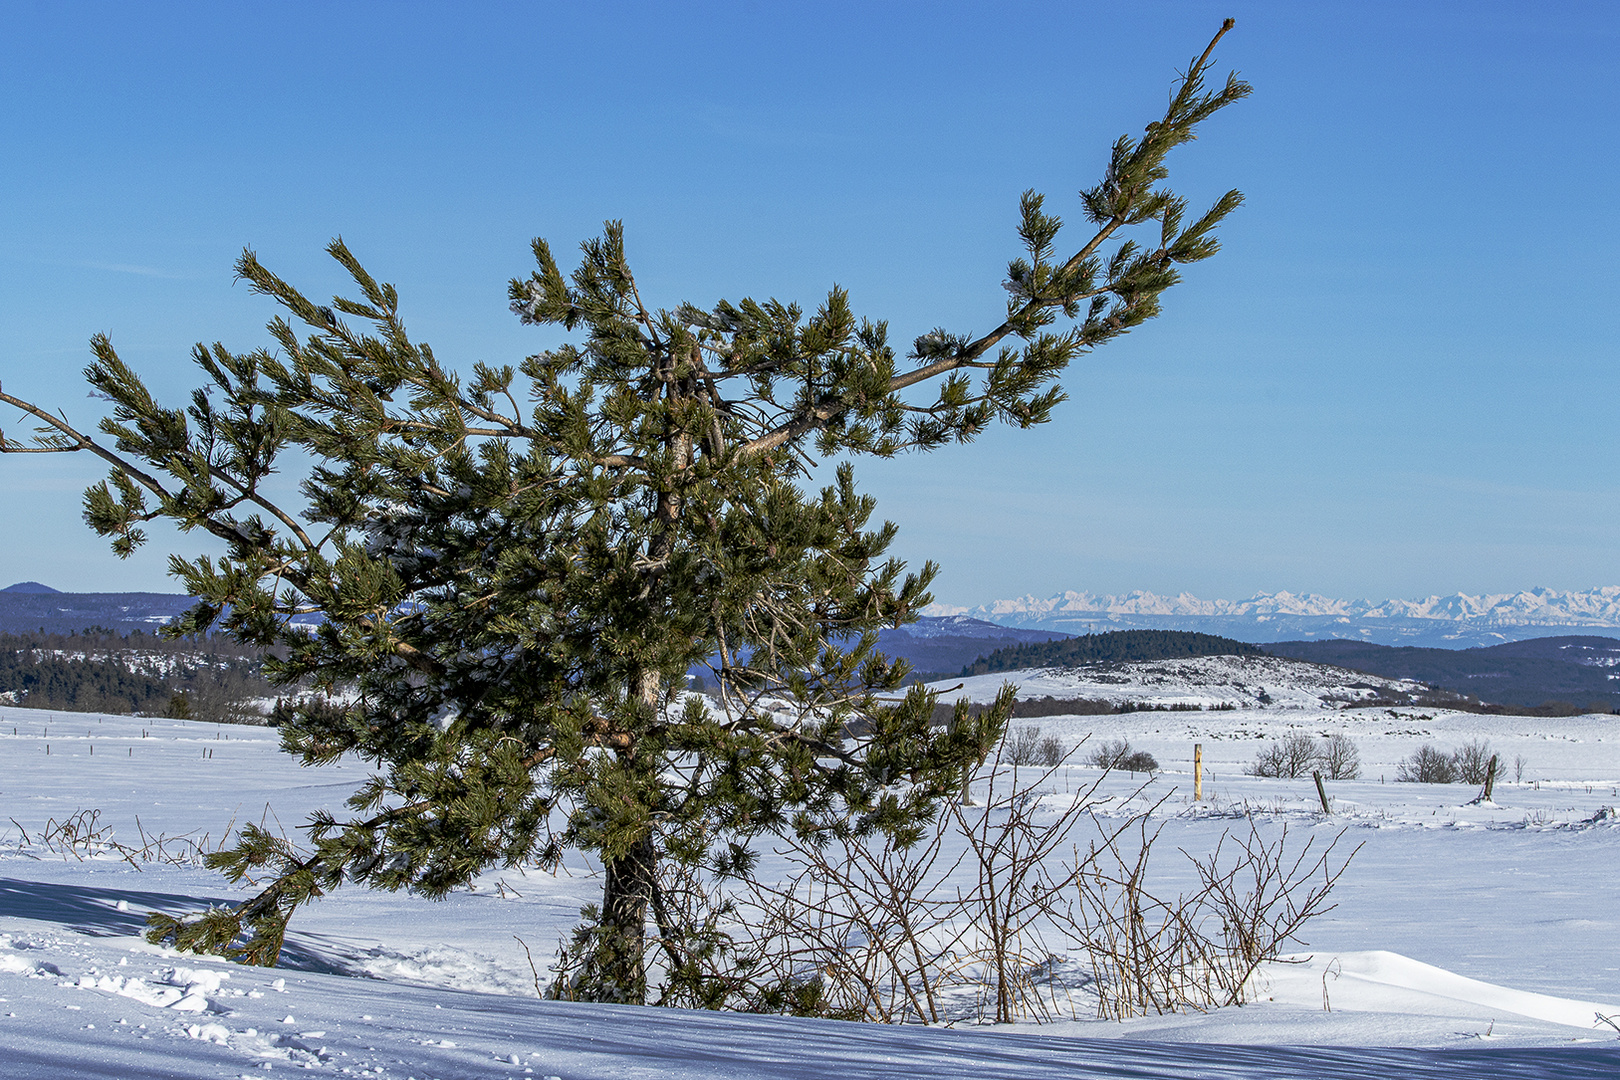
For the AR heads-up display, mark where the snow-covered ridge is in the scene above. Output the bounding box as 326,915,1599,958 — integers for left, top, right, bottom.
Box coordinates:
928,585,1620,624
930,653,1430,711
924,586,1620,647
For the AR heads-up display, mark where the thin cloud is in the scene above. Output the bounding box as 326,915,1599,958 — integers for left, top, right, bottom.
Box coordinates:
78,260,191,280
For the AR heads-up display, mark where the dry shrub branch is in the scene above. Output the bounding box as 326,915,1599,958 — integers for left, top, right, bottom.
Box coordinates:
1067,813,1357,1018
8,807,223,869
590,743,1359,1025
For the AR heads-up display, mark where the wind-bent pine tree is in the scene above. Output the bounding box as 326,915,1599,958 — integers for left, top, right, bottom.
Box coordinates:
0,23,1248,1004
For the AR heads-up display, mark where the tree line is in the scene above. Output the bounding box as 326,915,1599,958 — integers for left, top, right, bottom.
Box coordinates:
961,629,1262,676
0,627,273,722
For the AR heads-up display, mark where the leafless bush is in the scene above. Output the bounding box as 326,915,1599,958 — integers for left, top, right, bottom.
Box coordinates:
631,738,1355,1025
1396,743,1458,784
1318,733,1361,780
1247,733,1322,778
1086,739,1157,773
1191,823,1354,1001
1121,750,1159,774
1065,808,1204,1016
1087,738,1131,769
8,808,219,869
731,741,1099,1024
948,747,1100,1022
1247,733,1360,781
1065,816,1356,1018
1003,725,1047,767
1391,741,1503,785
1453,739,1504,786
737,810,973,1022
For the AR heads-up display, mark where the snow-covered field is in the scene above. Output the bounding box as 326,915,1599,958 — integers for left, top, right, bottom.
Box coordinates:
5,662,1620,1078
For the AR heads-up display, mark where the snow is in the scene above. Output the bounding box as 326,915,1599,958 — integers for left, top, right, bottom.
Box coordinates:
5,696,1620,1078
931,656,1620,785
927,585,1620,626
939,653,1430,710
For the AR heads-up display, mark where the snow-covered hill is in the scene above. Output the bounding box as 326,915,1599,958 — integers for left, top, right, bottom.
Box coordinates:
930,653,1432,711
925,586,1620,647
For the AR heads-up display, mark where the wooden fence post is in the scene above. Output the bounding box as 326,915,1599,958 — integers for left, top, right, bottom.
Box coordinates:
1483,754,1497,802
1194,743,1203,802
1313,770,1331,815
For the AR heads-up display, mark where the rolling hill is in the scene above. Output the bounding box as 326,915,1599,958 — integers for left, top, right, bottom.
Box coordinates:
1262,636,1620,711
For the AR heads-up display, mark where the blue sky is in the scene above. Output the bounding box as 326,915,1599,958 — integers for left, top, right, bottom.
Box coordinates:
2,1,1617,607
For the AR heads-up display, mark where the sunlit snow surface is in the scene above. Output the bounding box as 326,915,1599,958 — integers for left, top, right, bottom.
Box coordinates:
4,679,1620,1079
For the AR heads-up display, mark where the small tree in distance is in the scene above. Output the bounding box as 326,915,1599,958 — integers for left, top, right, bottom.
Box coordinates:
0,25,1248,1004
1397,744,1460,784
1248,733,1321,779
1249,733,1361,781
1003,725,1068,768
1452,739,1504,786
1087,738,1159,774
1318,732,1361,780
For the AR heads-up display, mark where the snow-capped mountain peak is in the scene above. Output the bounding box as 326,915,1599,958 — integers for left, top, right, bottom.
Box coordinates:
924,586,1620,648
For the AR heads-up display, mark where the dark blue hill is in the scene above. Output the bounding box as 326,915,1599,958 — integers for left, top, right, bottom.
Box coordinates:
0,589,197,634
1262,636,1620,711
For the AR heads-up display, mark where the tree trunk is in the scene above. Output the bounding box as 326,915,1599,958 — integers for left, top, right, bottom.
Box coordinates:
595,829,656,1004
581,666,665,1004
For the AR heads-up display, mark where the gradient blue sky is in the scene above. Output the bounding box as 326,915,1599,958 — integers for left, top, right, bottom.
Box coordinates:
2,1,1616,607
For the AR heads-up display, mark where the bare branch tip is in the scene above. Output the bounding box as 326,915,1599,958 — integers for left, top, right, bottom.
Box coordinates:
1199,19,1237,70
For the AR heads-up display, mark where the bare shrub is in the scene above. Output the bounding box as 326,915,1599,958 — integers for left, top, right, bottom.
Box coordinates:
1066,815,1356,1018
1396,743,1458,784
1247,733,1320,778
1318,733,1361,780
1119,750,1158,773
1182,821,1355,1005
1087,738,1133,769
1453,739,1504,786
642,743,1354,1025
1248,744,1285,778
732,744,1099,1024
1037,735,1066,768
571,722,1356,1025
8,808,219,869
1004,725,1046,767
948,748,1103,1023
1085,739,1158,774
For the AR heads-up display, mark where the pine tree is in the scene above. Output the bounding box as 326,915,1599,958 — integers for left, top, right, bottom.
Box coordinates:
0,23,1247,1003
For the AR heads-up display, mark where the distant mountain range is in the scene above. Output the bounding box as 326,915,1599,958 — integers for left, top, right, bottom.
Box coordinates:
12,578,1620,653
924,587,1620,648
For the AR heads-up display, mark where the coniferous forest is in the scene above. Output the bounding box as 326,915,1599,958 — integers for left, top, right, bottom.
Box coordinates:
961,629,1263,676
0,627,274,722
